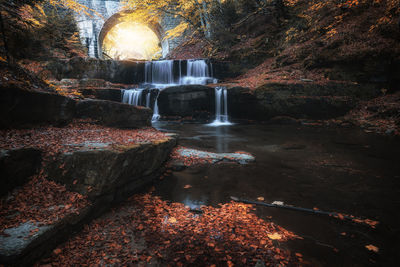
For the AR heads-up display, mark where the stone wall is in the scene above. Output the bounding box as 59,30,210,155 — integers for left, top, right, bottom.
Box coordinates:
75,0,185,59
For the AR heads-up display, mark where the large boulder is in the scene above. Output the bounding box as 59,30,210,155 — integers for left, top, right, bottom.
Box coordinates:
75,99,152,128
0,86,75,128
45,136,177,200
0,148,42,196
158,85,215,121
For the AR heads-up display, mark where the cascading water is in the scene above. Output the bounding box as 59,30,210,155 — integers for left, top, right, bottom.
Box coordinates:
145,93,151,108
145,60,175,85
122,89,143,106
180,59,217,85
208,87,232,126
152,96,160,122
122,59,227,124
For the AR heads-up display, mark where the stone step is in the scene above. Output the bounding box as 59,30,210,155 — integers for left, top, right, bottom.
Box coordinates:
0,124,178,266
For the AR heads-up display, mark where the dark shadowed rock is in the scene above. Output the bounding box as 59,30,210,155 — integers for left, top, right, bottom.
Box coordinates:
0,86,75,128
228,82,381,121
76,99,152,128
0,148,42,196
158,85,215,121
80,88,122,102
46,57,146,84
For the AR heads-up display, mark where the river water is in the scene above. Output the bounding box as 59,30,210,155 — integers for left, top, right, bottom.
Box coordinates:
153,122,400,266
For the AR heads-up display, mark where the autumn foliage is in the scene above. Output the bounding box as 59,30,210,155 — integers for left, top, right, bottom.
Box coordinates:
39,193,303,266
0,174,89,234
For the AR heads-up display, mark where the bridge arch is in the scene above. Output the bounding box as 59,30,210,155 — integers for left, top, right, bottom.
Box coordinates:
98,11,170,60
74,0,182,59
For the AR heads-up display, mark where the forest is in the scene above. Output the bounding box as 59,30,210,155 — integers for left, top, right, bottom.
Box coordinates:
0,0,399,266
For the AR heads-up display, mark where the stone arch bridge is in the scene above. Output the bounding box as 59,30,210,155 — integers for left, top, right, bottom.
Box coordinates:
75,0,183,59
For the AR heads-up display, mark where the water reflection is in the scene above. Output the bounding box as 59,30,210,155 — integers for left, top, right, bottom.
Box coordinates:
215,126,229,153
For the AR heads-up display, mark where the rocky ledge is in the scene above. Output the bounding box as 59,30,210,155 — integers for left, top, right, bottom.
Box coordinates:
0,86,151,129
227,82,381,121
0,123,177,266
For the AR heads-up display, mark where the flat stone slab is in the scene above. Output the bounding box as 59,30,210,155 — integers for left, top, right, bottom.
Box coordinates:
171,146,255,167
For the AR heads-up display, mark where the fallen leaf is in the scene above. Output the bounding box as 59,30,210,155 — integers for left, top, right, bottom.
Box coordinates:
53,248,62,255
168,217,177,223
267,232,282,240
365,244,379,253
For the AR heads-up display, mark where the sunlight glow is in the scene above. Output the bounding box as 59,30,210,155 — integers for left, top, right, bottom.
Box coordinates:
102,22,161,60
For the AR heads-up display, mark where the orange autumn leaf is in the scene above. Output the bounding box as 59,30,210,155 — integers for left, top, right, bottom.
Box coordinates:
168,217,177,223
365,244,379,253
267,232,282,240
53,248,62,255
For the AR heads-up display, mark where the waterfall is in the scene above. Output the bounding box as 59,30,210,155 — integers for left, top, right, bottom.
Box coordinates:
145,60,175,85
187,59,210,77
152,98,160,122
122,59,224,124
209,87,232,126
145,92,151,108
180,59,217,85
122,89,143,106
152,90,160,122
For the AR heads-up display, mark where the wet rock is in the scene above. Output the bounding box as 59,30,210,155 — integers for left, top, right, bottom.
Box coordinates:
158,85,215,121
0,148,42,196
174,147,255,166
76,99,152,128
0,86,76,128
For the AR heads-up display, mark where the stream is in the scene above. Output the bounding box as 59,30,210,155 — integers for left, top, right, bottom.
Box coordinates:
151,122,400,266
118,58,400,265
